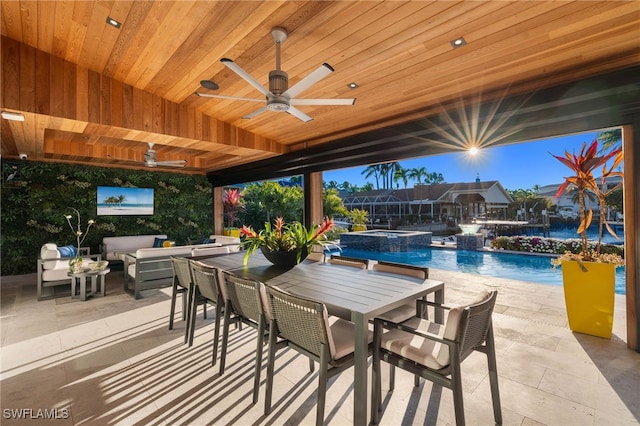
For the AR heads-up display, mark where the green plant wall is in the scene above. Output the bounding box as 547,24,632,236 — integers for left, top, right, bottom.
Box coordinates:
1,160,213,276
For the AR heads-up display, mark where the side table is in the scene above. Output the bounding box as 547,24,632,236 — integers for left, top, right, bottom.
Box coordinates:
68,268,110,301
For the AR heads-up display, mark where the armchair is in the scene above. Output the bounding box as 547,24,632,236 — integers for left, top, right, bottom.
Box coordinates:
37,243,100,301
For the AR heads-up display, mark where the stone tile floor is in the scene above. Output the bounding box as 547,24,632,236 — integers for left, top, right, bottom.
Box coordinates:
1,266,638,425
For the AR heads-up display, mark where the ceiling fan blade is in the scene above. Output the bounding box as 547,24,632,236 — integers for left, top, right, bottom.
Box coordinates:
291,98,356,106
221,58,272,97
194,92,266,103
286,106,313,123
283,63,334,99
153,160,187,168
243,106,270,120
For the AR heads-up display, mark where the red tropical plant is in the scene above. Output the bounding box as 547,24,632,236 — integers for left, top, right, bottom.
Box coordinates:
241,217,335,265
551,139,623,262
223,188,244,228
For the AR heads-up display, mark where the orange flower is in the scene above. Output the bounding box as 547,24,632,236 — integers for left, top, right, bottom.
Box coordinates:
311,216,334,241
240,225,257,238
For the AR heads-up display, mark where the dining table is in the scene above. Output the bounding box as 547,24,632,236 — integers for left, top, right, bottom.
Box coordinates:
198,251,445,426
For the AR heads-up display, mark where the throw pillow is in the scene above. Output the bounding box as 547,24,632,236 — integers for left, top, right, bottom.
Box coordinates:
57,245,77,258
201,237,216,244
153,237,167,248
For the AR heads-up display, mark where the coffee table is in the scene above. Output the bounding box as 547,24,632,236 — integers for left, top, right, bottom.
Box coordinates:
68,268,110,301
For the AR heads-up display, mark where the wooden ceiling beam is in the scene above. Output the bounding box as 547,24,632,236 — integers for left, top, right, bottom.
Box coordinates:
1,36,286,166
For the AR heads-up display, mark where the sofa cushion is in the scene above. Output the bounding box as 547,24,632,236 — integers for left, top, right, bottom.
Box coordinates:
191,246,229,257
102,234,168,261
208,235,241,252
153,237,167,248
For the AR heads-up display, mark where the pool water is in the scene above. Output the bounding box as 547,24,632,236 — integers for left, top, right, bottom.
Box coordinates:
332,247,626,295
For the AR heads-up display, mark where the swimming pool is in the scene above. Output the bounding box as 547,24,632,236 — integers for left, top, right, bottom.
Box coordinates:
332,247,627,295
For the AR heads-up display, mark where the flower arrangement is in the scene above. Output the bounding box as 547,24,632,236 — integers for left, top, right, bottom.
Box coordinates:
64,208,95,271
550,139,624,267
240,217,334,265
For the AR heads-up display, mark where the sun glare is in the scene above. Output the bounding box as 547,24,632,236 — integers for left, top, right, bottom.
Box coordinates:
469,147,479,155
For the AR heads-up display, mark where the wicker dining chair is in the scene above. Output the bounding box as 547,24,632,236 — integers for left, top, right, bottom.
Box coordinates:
264,285,373,426
325,254,370,319
189,260,224,367
371,290,502,425
371,261,431,387
170,256,208,345
220,271,271,404
327,254,369,269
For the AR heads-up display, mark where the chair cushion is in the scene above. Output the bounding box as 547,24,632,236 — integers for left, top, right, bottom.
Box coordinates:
382,291,491,369
42,265,71,282
41,243,61,270
329,317,373,360
376,303,416,323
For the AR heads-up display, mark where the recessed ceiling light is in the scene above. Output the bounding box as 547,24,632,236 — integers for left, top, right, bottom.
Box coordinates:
1,111,25,121
347,82,359,89
106,16,121,29
450,37,467,48
200,80,219,90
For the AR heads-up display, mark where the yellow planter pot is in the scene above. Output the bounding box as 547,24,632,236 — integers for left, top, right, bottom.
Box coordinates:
561,260,615,339
352,224,367,232
224,229,241,238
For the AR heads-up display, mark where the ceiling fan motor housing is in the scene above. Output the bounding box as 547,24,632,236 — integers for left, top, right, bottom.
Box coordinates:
269,70,288,95
267,96,290,112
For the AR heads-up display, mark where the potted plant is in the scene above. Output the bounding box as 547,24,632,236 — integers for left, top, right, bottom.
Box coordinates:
223,188,244,238
240,217,334,266
348,208,369,231
550,139,623,338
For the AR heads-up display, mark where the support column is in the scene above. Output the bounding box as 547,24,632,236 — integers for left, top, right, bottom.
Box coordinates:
213,186,224,235
304,171,324,228
623,121,638,351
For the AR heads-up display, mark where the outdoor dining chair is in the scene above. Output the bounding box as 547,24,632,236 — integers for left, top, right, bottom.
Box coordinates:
220,271,271,403
264,285,373,426
372,261,431,387
371,290,502,425
189,260,225,367
373,261,430,323
327,254,369,269
326,254,370,319
169,256,207,346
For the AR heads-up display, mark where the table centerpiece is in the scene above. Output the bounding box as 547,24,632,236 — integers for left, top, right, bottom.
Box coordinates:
241,217,334,266
64,208,95,273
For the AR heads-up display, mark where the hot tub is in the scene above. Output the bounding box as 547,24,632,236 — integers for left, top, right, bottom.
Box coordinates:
339,230,432,252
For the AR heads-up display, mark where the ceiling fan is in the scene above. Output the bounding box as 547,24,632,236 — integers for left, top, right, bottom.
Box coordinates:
195,27,356,122
144,143,187,168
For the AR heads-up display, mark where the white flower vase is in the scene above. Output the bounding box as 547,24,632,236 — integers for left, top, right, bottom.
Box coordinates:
69,257,84,274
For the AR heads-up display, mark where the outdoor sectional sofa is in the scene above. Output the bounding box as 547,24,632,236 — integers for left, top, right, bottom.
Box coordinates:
121,235,241,299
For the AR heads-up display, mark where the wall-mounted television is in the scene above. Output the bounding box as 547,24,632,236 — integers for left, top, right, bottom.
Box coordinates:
97,186,154,216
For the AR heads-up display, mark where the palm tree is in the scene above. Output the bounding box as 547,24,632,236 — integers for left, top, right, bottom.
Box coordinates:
394,166,410,188
409,167,428,184
362,165,382,190
426,172,445,184
394,166,412,214
324,180,339,189
597,128,622,154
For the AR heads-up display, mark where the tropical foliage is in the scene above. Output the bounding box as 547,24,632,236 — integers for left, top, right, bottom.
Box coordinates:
490,235,623,258
550,139,623,264
240,217,334,265
1,160,212,275
223,188,244,228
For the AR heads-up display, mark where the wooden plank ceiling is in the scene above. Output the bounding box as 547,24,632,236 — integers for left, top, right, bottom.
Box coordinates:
1,1,639,176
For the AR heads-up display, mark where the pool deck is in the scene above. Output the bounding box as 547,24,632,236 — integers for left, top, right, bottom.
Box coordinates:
1,268,638,425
